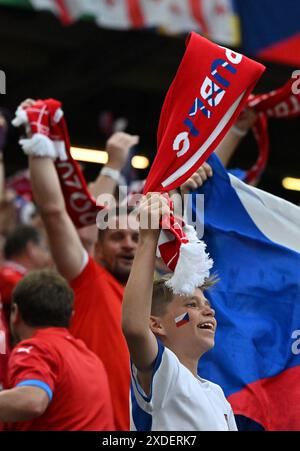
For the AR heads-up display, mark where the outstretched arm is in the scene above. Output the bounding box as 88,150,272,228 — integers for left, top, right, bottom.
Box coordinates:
122,194,170,392
0,386,49,422
29,154,85,280
215,109,257,167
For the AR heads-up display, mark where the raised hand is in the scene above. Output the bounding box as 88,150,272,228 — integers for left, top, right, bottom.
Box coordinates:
105,131,139,170
180,162,213,195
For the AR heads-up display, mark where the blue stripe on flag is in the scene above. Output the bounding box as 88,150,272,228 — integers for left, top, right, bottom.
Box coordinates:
234,0,300,56
190,153,300,397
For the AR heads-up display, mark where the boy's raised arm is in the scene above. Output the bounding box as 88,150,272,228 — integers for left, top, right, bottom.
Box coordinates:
122,194,169,377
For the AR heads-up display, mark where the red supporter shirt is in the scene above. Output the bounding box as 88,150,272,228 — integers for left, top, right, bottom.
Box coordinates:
0,262,26,395
5,327,115,431
0,307,9,390
70,257,130,431
0,261,27,345
0,261,27,307
0,306,8,432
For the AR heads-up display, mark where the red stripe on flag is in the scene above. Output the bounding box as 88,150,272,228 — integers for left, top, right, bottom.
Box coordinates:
189,0,209,35
126,0,145,28
176,318,189,327
54,0,73,25
228,366,300,430
257,33,300,67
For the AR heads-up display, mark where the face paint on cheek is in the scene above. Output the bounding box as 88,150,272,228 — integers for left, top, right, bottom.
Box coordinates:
174,312,190,328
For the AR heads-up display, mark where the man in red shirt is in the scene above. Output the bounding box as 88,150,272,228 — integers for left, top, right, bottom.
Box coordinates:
1,269,114,431
27,124,139,430
0,311,8,401
0,224,50,307
0,225,50,393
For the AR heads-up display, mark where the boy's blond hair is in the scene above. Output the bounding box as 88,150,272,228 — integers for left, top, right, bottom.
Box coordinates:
151,274,218,316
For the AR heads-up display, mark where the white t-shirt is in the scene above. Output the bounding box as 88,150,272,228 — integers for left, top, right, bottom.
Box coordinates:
130,340,237,431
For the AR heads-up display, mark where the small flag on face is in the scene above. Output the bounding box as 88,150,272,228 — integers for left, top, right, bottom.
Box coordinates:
175,312,190,327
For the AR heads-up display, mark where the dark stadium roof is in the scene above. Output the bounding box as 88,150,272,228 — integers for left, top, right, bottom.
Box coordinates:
0,5,299,204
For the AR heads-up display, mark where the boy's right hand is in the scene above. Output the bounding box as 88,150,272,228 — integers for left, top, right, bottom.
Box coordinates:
137,193,171,240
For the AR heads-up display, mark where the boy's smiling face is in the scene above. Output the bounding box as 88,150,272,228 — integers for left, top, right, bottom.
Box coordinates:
154,288,217,357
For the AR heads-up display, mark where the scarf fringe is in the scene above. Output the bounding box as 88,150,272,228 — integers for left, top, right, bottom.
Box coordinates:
11,106,28,127
19,134,67,161
12,104,67,160
165,226,213,295
19,134,58,159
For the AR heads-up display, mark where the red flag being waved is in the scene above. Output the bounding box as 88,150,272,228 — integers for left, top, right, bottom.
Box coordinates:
144,32,265,193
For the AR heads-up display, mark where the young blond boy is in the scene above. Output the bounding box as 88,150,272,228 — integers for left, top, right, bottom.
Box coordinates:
122,193,237,431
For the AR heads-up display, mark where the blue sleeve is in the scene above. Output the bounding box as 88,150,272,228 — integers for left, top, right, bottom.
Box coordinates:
130,338,165,403
16,379,53,401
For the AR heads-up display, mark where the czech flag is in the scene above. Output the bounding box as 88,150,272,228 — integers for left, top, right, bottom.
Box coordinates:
175,312,190,327
191,153,300,430
236,0,300,66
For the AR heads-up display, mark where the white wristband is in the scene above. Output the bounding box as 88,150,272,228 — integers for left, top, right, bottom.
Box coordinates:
100,166,120,183
231,125,248,137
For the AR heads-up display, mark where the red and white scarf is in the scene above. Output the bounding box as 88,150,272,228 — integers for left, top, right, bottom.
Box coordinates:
144,32,265,294
11,33,267,295
245,78,300,184
12,98,102,228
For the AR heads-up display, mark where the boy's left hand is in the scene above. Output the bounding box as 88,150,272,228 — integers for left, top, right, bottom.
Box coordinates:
180,162,213,195
137,193,171,239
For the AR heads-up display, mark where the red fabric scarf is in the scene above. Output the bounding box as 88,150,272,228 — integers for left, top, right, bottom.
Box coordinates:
143,32,265,292
246,78,300,183
144,32,265,194
12,99,102,228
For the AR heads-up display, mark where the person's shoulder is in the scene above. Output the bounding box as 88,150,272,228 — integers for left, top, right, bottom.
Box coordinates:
70,256,101,288
62,335,108,380
9,338,50,368
8,334,61,380
201,377,227,398
0,264,23,283
71,255,123,300
163,344,177,360
154,343,182,376
12,335,49,356
83,257,121,287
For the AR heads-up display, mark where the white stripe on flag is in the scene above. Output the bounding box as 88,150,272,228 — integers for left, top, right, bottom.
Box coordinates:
229,174,300,254
97,0,131,29
29,0,239,46
175,312,188,324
